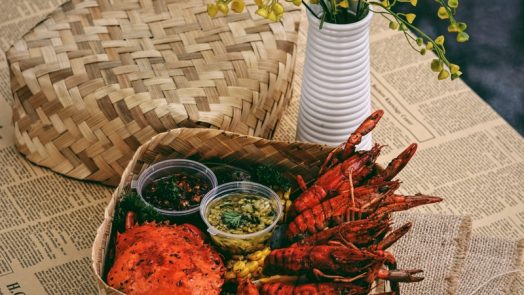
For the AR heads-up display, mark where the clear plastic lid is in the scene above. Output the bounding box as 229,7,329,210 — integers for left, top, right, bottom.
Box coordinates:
133,159,218,216
200,181,283,239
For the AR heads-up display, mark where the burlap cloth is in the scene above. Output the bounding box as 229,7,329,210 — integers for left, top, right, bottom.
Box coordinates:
0,1,522,294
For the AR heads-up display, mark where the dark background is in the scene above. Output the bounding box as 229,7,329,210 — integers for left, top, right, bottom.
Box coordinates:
409,0,524,135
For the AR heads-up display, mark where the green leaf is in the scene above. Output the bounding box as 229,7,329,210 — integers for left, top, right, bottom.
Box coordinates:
114,191,165,233
255,165,291,191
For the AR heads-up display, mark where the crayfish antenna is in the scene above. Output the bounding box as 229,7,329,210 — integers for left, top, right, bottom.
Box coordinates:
312,269,367,283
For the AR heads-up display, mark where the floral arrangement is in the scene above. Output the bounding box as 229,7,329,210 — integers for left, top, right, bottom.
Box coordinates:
207,0,469,80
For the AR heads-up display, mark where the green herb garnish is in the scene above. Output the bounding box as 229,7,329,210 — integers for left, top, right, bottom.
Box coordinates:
113,191,165,233
254,165,291,191
157,176,181,203
222,210,245,229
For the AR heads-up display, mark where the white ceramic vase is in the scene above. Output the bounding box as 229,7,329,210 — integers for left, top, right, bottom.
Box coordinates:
296,9,374,149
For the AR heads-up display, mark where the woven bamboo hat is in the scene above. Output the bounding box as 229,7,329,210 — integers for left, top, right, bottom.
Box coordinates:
7,0,301,185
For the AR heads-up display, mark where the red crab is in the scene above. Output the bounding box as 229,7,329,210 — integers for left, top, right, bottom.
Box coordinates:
107,213,225,295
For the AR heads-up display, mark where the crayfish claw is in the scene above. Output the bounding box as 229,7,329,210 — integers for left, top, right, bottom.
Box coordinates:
378,269,424,283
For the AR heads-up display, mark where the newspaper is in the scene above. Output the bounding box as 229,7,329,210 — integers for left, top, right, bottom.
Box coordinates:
0,1,113,294
0,2,522,294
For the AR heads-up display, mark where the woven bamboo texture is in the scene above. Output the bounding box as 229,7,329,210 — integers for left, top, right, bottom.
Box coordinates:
91,127,334,294
7,0,301,185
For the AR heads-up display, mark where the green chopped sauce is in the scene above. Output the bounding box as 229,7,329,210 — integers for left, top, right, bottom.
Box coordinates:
207,194,276,235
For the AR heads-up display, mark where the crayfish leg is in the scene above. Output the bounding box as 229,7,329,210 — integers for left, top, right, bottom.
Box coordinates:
296,175,308,191
312,269,367,283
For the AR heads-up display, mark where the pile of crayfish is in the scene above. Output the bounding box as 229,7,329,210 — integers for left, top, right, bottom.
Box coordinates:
236,110,442,295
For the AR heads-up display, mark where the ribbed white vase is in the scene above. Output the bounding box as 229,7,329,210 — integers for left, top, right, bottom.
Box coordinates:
296,9,374,149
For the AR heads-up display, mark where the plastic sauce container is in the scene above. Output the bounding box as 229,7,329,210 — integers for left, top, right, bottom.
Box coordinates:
200,181,283,254
133,159,218,217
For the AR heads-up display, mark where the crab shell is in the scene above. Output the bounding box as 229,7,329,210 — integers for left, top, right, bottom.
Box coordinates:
107,222,225,295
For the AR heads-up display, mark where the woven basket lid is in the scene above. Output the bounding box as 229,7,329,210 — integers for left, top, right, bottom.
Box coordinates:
7,0,301,185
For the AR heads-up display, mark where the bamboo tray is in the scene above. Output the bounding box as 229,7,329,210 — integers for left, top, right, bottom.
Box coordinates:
7,0,301,186
91,128,336,294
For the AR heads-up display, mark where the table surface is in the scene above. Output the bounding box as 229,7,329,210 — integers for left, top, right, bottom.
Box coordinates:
0,1,522,294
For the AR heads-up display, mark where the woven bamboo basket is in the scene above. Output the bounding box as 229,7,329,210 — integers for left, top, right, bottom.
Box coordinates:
91,128,335,294
7,0,301,186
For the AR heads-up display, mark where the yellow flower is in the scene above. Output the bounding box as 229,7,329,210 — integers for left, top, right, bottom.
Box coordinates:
268,10,278,21
231,0,245,13
207,3,218,17
272,3,284,15
438,69,450,80
430,59,442,72
217,2,229,15
448,23,459,32
256,7,269,18
437,6,449,19
292,0,302,6
449,64,460,74
435,35,445,46
255,0,264,6
388,21,399,30
456,32,469,43
426,42,433,50
410,0,417,6
338,0,349,8
405,13,416,24
310,0,319,3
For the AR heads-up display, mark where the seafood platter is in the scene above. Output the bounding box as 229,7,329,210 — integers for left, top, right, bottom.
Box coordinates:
94,110,443,295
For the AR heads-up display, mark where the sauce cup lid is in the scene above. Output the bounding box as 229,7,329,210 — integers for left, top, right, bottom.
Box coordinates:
133,159,218,216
